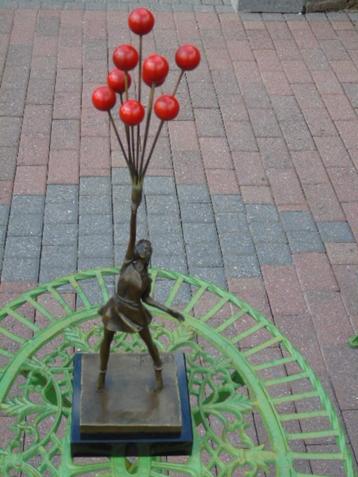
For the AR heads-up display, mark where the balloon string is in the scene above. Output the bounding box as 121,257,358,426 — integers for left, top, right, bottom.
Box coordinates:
124,74,129,102
108,111,135,178
141,120,164,178
120,93,134,174
136,35,143,172
172,70,184,96
140,71,184,179
139,83,155,179
130,126,136,176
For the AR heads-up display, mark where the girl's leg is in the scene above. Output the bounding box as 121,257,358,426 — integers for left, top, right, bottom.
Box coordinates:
97,327,115,390
139,326,163,391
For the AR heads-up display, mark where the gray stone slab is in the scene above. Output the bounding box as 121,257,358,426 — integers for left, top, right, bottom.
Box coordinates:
249,221,287,244
79,215,112,236
5,236,41,258
112,185,131,206
115,221,148,245
224,255,261,278
114,244,126,264
2,257,39,282
148,221,181,240
78,234,113,258
113,203,146,224
181,202,214,224
44,201,78,224
153,280,191,306
7,214,43,237
150,232,185,256
80,176,111,196
261,12,285,19
78,257,114,271
43,223,78,246
0,205,9,225
280,211,317,232
246,204,279,223
182,223,217,244
46,185,78,204
219,232,256,256
287,230,325,253
153,254,188,274
186,241,223,268
189,266,227,288
317,222,355,243
146,195,178,216
212,195,244,213
237,0,303,12
256,242,292,266
177,184,210,203
79,195,112,216
41,245,77,267
215,212,249,234
0,226,5,245
144,176,176,195
11,195,44,214
40,245,77,282
148,214,181,232
111,168,131,185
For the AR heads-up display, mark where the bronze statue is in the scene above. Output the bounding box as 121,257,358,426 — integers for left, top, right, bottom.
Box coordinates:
92,20,200,394
97,184,184,392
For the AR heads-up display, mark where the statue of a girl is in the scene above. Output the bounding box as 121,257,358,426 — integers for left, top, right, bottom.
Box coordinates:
97,184,184,392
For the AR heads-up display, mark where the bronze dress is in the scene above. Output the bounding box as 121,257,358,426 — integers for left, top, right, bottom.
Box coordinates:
98,259,152,334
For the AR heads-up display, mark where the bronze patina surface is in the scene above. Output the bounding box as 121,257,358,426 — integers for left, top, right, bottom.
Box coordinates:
80,352,182,435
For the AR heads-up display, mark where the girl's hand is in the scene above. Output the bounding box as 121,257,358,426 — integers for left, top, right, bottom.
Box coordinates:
131,182,143,210
171,310,185,322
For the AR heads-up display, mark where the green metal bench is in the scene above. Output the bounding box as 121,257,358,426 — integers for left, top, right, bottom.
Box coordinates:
349,334,358,348
0,268,355,476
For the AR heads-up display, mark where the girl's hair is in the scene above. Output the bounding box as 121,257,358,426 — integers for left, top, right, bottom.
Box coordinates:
134,239,152,258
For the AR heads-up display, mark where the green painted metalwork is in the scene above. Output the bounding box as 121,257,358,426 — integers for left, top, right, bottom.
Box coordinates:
348,334,358,348
0,267,355,477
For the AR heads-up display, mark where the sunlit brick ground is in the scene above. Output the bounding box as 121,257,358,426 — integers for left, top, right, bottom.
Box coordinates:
0,1,358,470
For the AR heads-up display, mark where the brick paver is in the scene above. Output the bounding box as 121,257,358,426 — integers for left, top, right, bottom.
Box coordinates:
0,1,358,469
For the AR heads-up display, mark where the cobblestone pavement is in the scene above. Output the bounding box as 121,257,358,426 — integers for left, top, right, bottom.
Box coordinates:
0,1,358,471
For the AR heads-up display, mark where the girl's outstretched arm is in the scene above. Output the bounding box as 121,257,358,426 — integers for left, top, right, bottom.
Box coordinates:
143,295,185,322
123,181,143,264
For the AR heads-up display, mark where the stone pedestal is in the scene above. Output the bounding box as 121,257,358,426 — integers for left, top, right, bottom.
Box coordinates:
71,352,193,457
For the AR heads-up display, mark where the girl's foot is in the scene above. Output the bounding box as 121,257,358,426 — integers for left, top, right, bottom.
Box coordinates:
96,370,106,391
154,369,163,392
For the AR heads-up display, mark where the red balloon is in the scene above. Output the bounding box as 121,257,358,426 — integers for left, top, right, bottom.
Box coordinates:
128,8,154,35
92,86,116,111
142,54,169,87
107,68,131,94
154,95,179,121
119,99,145,126
113,45,138,71
175,44,201,71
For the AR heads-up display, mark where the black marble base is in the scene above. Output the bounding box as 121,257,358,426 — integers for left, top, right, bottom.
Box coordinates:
71,352,193,457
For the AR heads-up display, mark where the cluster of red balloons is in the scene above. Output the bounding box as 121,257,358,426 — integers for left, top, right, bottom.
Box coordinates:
92,7,200,127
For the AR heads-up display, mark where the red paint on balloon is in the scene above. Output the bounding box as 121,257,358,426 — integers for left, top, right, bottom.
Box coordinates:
119,99,145,126
128,8,155,36
142,54,169,87
92,86,116,111
113,45,139,71
154,95,180,121
107,68,132,94
175,44,201,71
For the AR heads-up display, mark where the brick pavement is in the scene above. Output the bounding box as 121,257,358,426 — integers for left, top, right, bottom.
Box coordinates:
0,1,358,471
